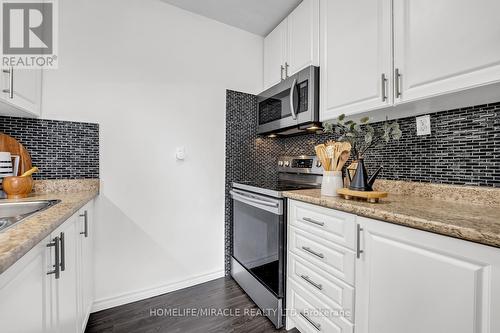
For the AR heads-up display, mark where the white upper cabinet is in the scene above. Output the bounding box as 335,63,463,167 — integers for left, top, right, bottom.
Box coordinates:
263,0,319,91
355,216,500,333
393,0,500,104
320,0,392,121
0,68,42,117
287,0,319,76
264,20,288,90
319,0,500,122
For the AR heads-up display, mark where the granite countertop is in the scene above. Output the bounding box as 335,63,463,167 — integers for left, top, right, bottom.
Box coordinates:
284,183,500,248
0,180,99,275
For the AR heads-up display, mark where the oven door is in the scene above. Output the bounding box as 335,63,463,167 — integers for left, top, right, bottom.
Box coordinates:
230,189,285,297
257,65,319,135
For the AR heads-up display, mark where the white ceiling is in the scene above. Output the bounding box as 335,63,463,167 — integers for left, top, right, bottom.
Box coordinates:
160,0,303,36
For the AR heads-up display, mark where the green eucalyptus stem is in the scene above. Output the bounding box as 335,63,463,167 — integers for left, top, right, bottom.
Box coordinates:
323,114,402,158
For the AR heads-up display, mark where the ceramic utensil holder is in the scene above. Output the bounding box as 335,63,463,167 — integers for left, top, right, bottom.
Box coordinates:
321,171,343,197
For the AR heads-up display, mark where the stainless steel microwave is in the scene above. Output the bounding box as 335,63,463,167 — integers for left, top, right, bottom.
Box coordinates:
257,66,320,136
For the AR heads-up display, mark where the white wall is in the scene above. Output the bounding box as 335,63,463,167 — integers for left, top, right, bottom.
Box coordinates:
41,0,263,310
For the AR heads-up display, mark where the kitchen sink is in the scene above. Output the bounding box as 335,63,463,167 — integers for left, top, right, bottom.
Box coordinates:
0,200,61,232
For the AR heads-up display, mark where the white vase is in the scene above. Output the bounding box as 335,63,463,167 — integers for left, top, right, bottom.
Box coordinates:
321,171,343,197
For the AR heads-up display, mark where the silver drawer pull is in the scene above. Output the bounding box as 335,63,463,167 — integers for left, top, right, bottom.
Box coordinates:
300,312,321,331
46,236,60,279
357,224,364,259
300,275,323,290
303,217,325,227
302,246,324,259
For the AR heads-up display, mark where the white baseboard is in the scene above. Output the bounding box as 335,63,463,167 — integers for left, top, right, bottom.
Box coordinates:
91,270,225,313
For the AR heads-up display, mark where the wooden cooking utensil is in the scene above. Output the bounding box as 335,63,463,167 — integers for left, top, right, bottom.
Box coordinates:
336,151,350,171
325,146,335,170
325,140,336,147
0,133,32,176
327,142,350,171
315,144,325,170
335,142,352,171
315,144,331,171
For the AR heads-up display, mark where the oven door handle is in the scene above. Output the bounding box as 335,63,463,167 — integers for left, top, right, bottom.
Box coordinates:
230,190,278,207
230,190,283,215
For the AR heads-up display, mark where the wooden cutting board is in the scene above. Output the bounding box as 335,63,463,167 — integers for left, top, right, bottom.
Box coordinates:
337,188,388,203
0,133,32,176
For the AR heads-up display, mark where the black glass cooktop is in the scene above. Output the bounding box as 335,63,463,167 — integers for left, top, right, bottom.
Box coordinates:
233,180,319,198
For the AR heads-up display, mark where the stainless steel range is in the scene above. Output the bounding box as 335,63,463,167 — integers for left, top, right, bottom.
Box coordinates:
230,155,322,328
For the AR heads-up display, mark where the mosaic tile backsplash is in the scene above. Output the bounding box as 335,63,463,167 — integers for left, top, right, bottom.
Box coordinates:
225,89,500,273
0,116,99,179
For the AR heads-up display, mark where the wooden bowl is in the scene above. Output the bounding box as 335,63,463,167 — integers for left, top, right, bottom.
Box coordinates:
2,176,33,199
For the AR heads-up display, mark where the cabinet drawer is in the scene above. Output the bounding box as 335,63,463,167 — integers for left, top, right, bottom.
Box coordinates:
289,200,356,250
288,253,354,323
288,279,354,333
289,226,355,285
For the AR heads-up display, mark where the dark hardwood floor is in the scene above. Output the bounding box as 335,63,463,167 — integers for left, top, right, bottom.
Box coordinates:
85,277,299,333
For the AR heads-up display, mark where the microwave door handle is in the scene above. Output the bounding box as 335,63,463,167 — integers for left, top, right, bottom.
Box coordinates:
289,78,298,120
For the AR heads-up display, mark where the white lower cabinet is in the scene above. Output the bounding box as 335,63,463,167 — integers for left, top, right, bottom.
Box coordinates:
77,202,94,332
286,199,500,333
0,236,51,333
0,200,95,333
355,216,500,333
287,200,356,332
288,280,354,333
50,214,79,333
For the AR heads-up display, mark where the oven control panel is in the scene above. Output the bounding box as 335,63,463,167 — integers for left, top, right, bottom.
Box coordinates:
277,155,322,175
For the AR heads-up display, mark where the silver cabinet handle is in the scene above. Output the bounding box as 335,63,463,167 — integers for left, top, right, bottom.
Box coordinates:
395,68,402,98
59,232,65,271
280,65,285,81
302,246,324,259
46,236,60,279
285,62,289,78
303,217,324,227
290,78,298,120
357,224,364,259
2,67,13,99
300,274,323,290
300,312,321,331
381,73,387,102
80,210,88,237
